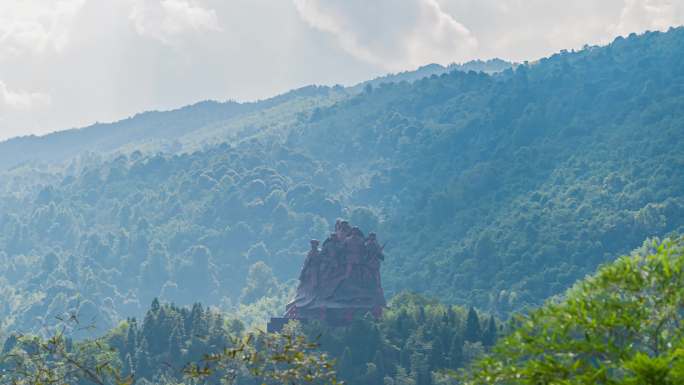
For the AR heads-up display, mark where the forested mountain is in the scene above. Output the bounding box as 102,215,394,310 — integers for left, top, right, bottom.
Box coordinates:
0,59,510,172
0,28,683,336
300,28,684,311
355,58,513,91
0,85,348,171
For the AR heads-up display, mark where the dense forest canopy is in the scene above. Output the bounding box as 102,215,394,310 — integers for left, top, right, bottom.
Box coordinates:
463,236,684,385
0,28,683,338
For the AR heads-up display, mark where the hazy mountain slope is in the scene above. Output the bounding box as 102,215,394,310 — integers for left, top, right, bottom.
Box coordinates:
0,29,682,334
286,28,684,310
0,60,505,172
0,85,346,171
0,60,511,172
354,59,513,91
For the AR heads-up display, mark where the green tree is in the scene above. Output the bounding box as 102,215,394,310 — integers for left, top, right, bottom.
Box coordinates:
0,318,128,385
481,316,497,347
464,307,480,343
185,321,341,385
448,335,464,368
240,261,280,304
461,237,684,385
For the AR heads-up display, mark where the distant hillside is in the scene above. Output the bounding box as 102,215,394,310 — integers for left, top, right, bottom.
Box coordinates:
0,29,682,333
0,60,512,172
0,85,346,171
289,28,684,311
0,60,509,172
355,58,513,91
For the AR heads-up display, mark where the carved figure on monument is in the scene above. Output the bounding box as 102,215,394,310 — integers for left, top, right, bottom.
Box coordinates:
275,220,387,329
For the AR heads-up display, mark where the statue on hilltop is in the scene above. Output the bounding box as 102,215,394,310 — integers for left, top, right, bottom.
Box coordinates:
282,220,386,325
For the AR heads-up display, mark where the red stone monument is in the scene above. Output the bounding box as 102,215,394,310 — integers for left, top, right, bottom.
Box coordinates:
268,220,386,332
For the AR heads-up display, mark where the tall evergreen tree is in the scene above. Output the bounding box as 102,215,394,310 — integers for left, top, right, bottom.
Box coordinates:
448,335,464,368
135,338,152,379
410,351,432,385
123,353,135,377
464,307,481,343
168,325,184,367
481,315,497,347
428,337,446,369
126,318,138,354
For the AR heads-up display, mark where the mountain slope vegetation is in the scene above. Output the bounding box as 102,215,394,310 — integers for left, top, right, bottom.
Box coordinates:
295,28,684,310
0,29,682,334
463,236,684,385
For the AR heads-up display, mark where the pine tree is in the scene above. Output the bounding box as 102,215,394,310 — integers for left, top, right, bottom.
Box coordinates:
400,346,411,370
410,351,432,385
125,319,137,354
123,353,135,377
135,338,152,380
448,335,464,368
150,298,160,312
482,315,498,347
428,337,445,369
168,325,184,367
397,310,411,336
447,307,456,326
464,307,481,343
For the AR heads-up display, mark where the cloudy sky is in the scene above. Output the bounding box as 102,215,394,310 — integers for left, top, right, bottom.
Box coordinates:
1,0,683,141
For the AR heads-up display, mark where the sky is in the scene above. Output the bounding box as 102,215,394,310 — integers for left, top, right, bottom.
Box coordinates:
0,0,683,141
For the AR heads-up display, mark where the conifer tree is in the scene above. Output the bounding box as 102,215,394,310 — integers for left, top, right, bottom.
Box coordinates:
123,353,135,377
169,325,184,367
448,335,464,368
481,315,497,347
135,338,152,379
410,351,431,385
428,337,445,369
126,318,137,353
464,307,481,343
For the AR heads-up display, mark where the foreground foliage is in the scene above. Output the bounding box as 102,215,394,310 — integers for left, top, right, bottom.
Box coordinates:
462,236,684,385
1,311,339,385
0,315,126,385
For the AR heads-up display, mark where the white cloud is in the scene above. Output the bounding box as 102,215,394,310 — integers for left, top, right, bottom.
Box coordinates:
0,81,51,111
433,0,684,62
0,0,86,57
293,0,477,71
1,0,684,141
611,0,684,36
129,0,221,44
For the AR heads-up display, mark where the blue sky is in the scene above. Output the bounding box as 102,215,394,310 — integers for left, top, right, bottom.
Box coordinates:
0,0,682,140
